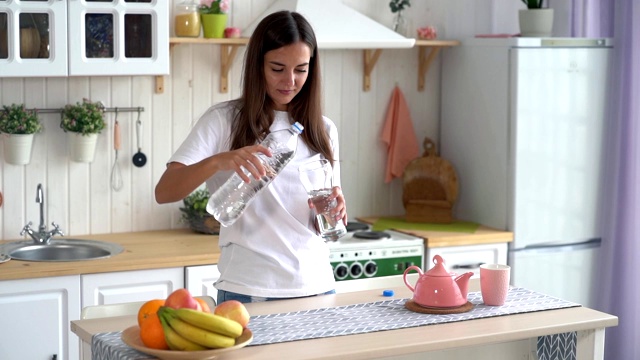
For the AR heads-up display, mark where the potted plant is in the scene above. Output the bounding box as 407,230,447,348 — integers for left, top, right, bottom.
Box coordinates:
0,103,42,165
519,0,554,37
199,0,230,39
180,188,220,235
60,98,106,163
389,0,411,37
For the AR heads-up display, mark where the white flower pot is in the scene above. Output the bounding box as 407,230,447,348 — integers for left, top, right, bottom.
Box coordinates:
519,8,554,37
68,132,98,163
1,132,35,165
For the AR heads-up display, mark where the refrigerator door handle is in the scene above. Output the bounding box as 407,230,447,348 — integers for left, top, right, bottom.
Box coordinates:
511,238,602,254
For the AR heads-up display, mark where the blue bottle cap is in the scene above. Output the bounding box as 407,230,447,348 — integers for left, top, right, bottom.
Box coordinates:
292,122,304,133
382,289,394,297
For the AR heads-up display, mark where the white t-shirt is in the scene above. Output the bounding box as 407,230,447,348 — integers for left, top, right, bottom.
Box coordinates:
169,100,339,297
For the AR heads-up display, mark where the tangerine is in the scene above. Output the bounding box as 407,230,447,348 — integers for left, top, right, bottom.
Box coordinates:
139,313,169,350
138,299,165,327
195,297,211,313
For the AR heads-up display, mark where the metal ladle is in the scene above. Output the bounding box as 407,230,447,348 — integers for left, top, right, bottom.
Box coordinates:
132,109,147,167
111,109,123,191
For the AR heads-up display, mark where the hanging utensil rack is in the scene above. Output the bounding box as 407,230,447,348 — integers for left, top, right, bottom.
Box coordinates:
28,106,144,115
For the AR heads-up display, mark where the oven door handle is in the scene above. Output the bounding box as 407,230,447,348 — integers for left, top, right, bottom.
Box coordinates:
450,262,485,270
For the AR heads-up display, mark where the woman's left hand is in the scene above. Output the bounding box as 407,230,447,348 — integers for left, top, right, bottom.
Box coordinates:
308,186,348,225
331,186,348,225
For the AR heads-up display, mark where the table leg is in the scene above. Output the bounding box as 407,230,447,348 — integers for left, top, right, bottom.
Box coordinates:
576,328,606,360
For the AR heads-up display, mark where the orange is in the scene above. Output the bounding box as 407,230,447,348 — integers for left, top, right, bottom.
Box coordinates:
139,313,169,350
138,299,165,327
195,297,211,313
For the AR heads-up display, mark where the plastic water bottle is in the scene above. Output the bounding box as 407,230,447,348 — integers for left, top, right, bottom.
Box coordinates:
207,122,304,227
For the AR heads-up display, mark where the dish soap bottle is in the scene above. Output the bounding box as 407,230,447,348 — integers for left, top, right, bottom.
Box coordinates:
175,0,201,38
207,122,304,227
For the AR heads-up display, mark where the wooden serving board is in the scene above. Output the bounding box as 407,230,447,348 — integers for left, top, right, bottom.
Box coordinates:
402,138,459,223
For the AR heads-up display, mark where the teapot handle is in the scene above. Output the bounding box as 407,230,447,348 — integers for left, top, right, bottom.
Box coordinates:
403,265,423,292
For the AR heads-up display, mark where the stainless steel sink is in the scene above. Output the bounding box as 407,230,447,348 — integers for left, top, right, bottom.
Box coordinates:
0,239,124,262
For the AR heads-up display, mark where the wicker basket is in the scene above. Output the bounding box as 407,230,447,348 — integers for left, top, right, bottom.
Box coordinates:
187,214,220,235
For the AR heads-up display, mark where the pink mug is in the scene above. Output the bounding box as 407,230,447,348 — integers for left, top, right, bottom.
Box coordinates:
479,263,510,306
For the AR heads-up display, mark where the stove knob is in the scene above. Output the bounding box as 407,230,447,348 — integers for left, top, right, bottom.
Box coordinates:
334,263,349,280
364,261,378,277
349,262,363,278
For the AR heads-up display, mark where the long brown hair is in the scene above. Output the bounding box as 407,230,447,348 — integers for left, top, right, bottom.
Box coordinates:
230,11,334,164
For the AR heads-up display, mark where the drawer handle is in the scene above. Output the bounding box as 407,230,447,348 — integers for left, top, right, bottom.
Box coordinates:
451,262,485,270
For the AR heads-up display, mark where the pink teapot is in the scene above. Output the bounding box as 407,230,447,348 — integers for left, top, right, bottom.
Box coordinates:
403,255,474,308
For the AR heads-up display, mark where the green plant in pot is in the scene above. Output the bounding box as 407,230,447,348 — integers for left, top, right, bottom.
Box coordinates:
0,103,42,165
180,188,220,235
521,0,545,8
60,98,106,163
519,0,554,37
60,98,106,136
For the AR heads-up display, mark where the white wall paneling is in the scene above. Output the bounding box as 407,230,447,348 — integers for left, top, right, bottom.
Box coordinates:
0,0,514,239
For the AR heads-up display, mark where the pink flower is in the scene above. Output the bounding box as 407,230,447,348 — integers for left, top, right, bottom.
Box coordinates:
220,0,230,13
199,0,230,14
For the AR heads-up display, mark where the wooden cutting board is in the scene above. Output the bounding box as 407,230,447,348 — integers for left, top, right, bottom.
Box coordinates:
402,138,458,223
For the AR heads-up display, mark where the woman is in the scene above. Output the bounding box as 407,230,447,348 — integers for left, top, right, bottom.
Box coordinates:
155,11,347,304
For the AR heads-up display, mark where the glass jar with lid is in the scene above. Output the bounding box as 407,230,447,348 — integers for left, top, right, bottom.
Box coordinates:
175,0,201,38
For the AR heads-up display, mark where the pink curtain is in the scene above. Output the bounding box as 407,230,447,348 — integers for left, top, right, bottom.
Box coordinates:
572,0,640,359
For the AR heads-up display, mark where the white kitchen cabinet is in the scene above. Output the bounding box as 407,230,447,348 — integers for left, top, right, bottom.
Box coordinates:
81,267,184,307
0,275,81,360
79,267,183,360
0,0,67,76
67,0,169,76
185,264,220,302
0,0,169,77
426,242,509,279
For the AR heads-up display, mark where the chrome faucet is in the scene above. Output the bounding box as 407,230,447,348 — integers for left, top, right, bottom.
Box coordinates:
20,183,64,244
36,184,46,234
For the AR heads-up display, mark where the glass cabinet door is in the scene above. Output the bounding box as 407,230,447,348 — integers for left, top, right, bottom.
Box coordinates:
0,0,68,77
68,0,169,76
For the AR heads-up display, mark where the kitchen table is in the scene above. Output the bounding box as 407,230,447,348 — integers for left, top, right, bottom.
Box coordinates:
71,280,617,360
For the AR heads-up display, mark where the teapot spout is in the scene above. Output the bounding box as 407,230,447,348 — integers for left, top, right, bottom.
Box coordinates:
455,272,474,299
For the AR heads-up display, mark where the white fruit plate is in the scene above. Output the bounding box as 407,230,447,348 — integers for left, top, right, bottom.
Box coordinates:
121,325,253,360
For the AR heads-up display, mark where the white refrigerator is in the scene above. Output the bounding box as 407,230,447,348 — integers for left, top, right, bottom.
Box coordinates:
440,38,612,308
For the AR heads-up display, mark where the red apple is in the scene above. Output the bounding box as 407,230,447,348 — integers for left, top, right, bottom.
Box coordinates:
165,289,198,310
214,300,250,328
224,27,240,38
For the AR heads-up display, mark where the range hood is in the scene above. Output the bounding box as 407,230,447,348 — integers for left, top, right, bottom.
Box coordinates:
241,0,415,49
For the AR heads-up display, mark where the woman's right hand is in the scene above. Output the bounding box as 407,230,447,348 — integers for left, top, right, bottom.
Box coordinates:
155,144,273,204
215,144,273,183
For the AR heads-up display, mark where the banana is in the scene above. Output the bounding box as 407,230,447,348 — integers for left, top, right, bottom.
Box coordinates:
165,311,236,349
173,308,243,338
159,310,207,351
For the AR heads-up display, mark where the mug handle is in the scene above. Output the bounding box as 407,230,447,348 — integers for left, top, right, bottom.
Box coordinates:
403,265,423,292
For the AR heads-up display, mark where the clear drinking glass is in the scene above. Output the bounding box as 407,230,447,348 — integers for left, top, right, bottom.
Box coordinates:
298,159,347,241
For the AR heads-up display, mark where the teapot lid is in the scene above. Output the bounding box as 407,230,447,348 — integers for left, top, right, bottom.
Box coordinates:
426,255,450,277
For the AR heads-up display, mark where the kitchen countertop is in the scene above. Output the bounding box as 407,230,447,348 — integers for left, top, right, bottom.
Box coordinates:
0,229,218,281
357,216,513,247
71,281,618,360
0,220,514,281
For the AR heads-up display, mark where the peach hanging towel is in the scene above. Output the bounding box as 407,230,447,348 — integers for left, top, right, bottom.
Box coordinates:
381,86,420,183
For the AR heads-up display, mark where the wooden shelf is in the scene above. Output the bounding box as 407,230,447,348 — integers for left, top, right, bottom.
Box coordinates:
415,39,460,91
155,37,250,94
157,37,460,94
